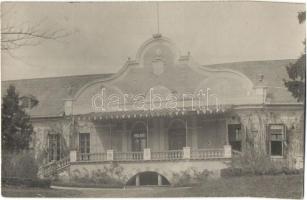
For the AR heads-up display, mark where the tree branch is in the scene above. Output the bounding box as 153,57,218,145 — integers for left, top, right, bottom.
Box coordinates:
1,20,70,51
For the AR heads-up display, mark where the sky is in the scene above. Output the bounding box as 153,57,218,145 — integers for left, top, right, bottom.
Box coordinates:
1,2,305,80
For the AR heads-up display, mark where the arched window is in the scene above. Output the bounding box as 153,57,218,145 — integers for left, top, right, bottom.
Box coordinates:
131,122,147,152
168,120,186,150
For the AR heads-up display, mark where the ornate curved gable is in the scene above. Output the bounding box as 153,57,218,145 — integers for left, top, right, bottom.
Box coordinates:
73,34,261,115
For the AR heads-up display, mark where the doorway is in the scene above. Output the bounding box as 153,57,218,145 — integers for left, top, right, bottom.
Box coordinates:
168,120,186,150
131,122,147,152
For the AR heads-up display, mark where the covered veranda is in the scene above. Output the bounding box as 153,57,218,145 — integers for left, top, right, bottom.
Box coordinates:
70,106,233,163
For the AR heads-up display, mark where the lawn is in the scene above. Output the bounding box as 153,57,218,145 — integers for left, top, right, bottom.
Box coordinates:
2,175,304,198
1,186,82,197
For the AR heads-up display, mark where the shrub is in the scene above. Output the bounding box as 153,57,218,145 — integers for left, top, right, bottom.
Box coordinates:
231,149,276,175
172,168,211,186
66,163,125,188
53,180,123,188
192,168,211,182
224,148,304,177
14,151,39,179
221,168,242,177
2,153,15,178
2,151,39,179
2,177,51,188
221,166,303,177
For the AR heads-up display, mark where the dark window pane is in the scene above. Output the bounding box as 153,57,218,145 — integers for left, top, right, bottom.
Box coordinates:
271,141,282,156
230,141,241,151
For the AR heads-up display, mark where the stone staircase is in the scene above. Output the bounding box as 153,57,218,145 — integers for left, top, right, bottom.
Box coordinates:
38,157,70,178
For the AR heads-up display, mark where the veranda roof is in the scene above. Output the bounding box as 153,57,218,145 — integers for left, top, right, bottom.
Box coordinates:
76,105,233,121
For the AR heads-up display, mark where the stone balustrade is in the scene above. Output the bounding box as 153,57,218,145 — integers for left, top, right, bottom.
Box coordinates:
71,146,232,162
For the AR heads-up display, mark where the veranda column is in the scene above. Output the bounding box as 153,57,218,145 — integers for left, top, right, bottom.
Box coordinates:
122,121,128,152
109,125,112,149
146,119,149,148
191,115,198,149
224,119,232,158
225,119,229,145
153,118,160,151
185,119,188,147
159,118,165,150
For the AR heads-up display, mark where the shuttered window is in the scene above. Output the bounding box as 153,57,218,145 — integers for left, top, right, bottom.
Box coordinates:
268,124,286,157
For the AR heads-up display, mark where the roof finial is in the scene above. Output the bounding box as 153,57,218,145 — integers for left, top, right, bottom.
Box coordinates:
153,2,162,39
258,73,264,82
156,2,160,34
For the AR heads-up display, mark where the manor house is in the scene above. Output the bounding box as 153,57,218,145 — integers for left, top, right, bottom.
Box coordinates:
2,34,304,186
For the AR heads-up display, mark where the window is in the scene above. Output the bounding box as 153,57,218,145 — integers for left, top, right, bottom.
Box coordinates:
228,124,242,151
19,95,38,109
20,97,31,108
48,134,61,162
268,124,285,157
79,133,90,160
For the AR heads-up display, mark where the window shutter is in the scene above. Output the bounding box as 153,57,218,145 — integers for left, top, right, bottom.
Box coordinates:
266,124,270,155
283,124,288,148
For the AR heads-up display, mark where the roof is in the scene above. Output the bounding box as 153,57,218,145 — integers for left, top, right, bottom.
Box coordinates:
203,59,298,104
203,59,296,87
1,74,113,117
1,59,299,118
